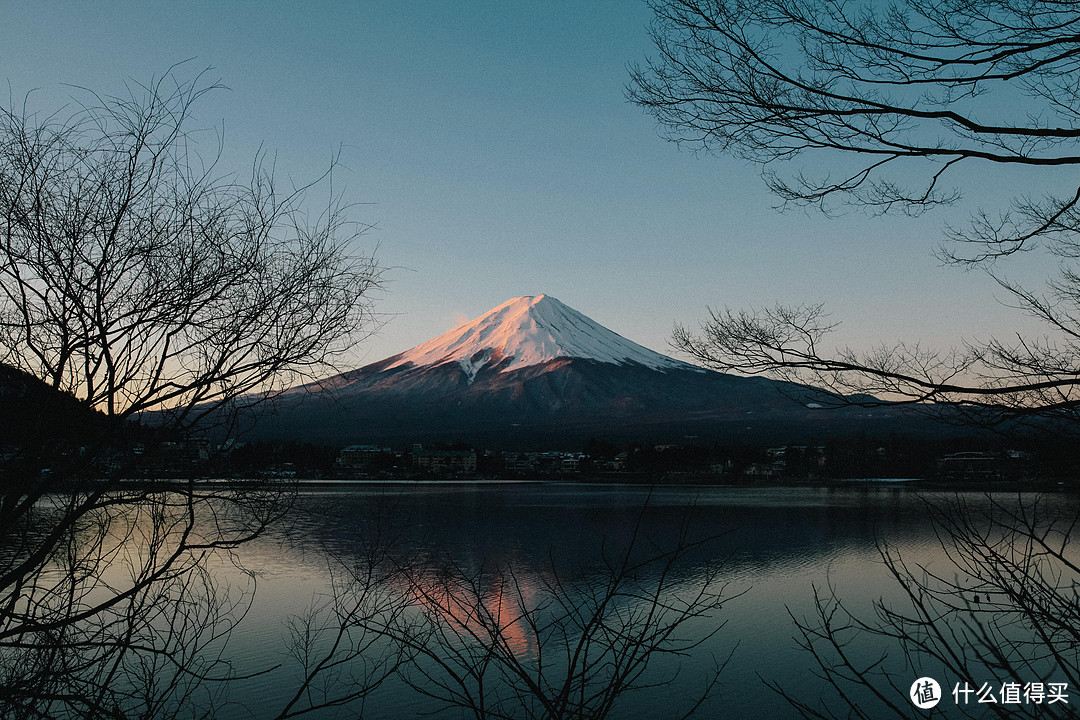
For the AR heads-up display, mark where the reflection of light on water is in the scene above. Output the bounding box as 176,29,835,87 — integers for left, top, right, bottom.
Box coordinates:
184,486,1080,719
397,563,543,661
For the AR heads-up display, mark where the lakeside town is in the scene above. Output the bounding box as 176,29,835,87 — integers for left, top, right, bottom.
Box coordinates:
27,434,1068,486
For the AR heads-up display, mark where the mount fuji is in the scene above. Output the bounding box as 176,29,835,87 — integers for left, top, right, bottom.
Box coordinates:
380,294,692,379
255,295,899,447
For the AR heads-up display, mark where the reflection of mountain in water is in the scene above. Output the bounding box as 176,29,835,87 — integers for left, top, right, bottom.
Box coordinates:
232,486,1068,720
281,485,940,583
234,485,958,719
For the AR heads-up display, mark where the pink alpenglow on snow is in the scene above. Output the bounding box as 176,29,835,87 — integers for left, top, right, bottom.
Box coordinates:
385,295,694,381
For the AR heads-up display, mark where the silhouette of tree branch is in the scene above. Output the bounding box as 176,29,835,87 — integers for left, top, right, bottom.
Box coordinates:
0,65,381,719
632,1,1080,425
672,303,1080,426
368,512,737,720
767,494,1080,719
0,66,380,430
269,514,416,720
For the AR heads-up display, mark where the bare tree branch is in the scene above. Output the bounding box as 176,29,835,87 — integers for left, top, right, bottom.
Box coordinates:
633,0,1080,426
0,66,381,719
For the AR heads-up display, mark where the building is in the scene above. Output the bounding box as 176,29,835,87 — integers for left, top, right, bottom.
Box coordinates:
412,447,477,474
336,444,392,471
936,451,1031,482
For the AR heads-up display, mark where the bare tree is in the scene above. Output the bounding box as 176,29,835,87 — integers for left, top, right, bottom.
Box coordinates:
630,0,1080,425
630,5,1080,714
0,67,381,719
0,67,378,429
371,517,736,720
0,482,294,719
769,494,1080,719
269,514,416,720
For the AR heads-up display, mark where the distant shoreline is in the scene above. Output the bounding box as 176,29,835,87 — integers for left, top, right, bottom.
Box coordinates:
109,475,1074,493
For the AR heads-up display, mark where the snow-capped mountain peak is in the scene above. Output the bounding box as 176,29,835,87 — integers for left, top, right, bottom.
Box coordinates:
385,294,693,380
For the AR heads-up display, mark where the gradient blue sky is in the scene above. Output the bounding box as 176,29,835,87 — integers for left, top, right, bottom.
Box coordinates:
1,2,1042,368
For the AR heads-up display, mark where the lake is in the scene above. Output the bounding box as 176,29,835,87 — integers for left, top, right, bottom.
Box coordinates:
212,483,1078,719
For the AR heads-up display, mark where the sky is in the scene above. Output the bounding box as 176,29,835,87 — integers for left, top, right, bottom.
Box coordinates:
0,1,1046,369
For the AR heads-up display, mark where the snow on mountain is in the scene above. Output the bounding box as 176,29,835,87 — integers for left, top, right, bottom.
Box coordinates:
384,295,695,380
256,295,925,447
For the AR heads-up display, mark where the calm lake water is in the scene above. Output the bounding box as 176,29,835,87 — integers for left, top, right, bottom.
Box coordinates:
214,483,1078,719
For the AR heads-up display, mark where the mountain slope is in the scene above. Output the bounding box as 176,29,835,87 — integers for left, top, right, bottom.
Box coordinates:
257,295,912,447
0,364,112,446
379,294,692,379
